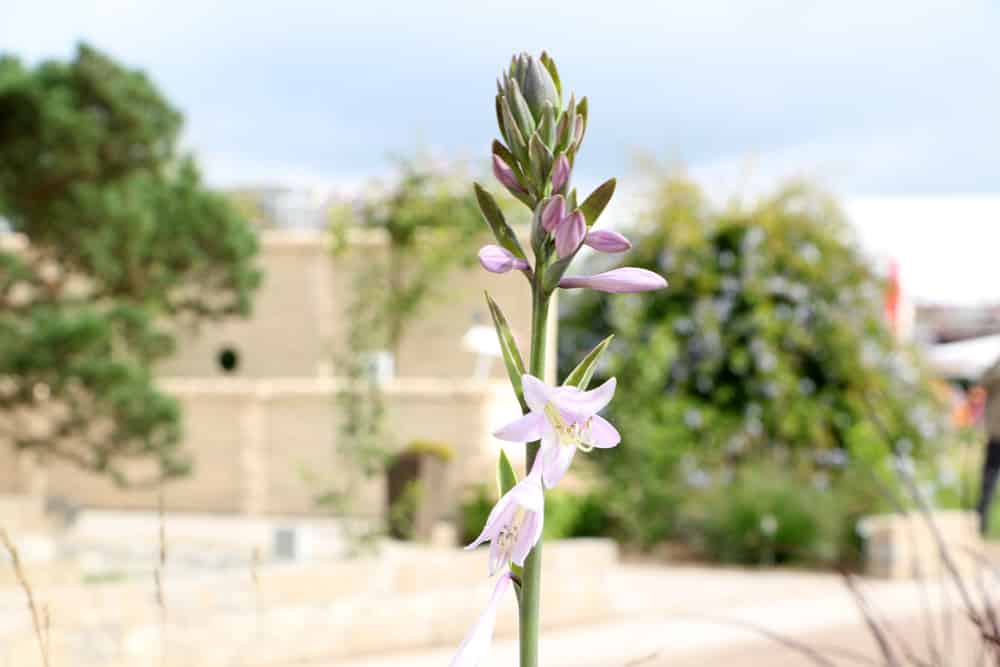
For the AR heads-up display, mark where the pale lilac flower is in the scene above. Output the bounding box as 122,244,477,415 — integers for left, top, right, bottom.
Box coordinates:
551,154,570,192
558,267,667,293
478,245,529,274
554,210,585,258
492,154,525,194
465,462,544,574
584,230,631,253
540,195,566,232
495,374,620,487
449,571,512,667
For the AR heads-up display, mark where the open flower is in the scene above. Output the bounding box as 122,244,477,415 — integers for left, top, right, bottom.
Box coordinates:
465,461,544,575
495,374,620,487
450,571,513,667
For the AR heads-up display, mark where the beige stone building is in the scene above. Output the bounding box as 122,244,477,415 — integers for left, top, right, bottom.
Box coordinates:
1,230,552,519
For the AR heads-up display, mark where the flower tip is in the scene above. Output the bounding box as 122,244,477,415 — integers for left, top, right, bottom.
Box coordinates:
478,244,528,274
584,230,632,254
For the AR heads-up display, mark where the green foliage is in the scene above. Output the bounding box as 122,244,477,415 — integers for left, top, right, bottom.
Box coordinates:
388,479,424,541
679,463,840,566
403,439,455,463
560,170,947,548
0,44,259,483
543,490,612,540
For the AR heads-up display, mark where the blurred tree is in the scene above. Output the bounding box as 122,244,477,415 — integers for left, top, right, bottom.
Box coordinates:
560,169,946,547
0,44,260,484
331,157,489,358
318,157,489,526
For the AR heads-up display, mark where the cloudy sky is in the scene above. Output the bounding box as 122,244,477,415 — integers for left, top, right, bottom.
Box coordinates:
3,1,1000,303
3,0,998,195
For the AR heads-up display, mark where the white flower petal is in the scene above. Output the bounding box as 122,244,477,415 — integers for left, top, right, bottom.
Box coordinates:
522,374,553,413
450,574,512,667
542,444,576,488
553,377,616,419
494,412,543,443
586,415,621,449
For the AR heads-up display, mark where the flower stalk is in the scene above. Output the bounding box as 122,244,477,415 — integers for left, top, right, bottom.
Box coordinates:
450,50,667,667
519,282,549,667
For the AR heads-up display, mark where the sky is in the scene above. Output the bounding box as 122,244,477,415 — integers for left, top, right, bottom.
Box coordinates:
3,0,1000,302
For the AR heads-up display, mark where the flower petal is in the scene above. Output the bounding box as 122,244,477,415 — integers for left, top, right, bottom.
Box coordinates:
540,196,566,232
478,245,528,274
450,573,512,667
558,267,668,293
554,210,585,259
510,510,541,567
584,230,631,253
542,443,576,488
488,538,505,576
465,496,514,549
585,414,621,448
552,377,617,420
521,374,553,413
507,474,544,514
494,412,543,443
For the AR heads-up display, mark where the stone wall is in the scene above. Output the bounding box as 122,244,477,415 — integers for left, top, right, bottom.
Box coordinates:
0,539,618,666
36,378,522,517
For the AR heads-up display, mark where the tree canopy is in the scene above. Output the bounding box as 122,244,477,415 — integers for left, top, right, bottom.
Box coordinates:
0,44,260,483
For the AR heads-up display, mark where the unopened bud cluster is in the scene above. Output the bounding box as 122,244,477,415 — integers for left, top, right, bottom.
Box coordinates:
492,52,585,207
476,51,666,296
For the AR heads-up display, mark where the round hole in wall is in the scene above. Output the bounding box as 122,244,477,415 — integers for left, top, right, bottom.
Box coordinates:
218,347,240,374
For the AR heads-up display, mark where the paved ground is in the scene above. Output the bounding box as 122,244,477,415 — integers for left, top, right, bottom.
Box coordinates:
321,564,986,666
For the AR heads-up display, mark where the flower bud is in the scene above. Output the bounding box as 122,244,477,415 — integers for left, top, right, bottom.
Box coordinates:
510,52,560,121
540,195,566,232
558,268,668,293
479,245,529,274
584,230,631,253
492,155,525,194
554,210,585,259
551,154,570,193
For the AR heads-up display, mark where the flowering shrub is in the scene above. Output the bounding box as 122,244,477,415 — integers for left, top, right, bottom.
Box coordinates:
561,172,947,551
449,52,666,666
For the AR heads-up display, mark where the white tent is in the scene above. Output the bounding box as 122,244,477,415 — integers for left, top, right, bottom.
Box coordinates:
927,334,1000,381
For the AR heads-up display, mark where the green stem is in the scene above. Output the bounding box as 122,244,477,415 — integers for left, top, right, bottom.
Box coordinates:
519,284,550,667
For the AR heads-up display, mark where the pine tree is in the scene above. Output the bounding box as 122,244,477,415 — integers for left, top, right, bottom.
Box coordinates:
0,44,260,484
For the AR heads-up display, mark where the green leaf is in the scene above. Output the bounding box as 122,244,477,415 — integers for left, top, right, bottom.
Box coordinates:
485,291,528,409
496,449,519,496
474,184,527,260
564,334,615,389
579,178,616,227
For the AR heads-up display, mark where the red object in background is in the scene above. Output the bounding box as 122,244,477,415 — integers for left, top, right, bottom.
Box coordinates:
885,258,901,334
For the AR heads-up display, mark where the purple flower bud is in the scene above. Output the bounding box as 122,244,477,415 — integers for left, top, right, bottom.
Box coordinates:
554,210,585,259
558,267,668,293
584,230,631,253
540,195,566,232
478,244,529,274
551,154,570,193
492,155,525,194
